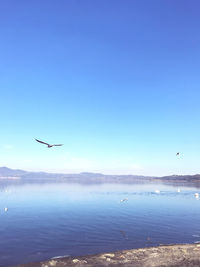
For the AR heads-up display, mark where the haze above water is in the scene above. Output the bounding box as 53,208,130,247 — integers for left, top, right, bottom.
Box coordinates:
0,182,200,266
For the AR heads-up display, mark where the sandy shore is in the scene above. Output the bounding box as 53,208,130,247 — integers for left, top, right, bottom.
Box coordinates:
13,243,200,267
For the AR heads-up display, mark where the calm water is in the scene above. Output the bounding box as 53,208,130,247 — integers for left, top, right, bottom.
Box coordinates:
0,182,200,266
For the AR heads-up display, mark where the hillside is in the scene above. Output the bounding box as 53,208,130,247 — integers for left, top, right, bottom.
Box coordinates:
1,167,200,184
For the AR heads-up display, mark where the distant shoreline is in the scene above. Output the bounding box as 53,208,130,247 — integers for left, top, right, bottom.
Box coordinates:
0,167,200,187
0,176,21,180
1,166,200,186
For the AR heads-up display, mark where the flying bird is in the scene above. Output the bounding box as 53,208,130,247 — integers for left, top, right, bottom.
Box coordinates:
35,139,63,148
176,152,180,156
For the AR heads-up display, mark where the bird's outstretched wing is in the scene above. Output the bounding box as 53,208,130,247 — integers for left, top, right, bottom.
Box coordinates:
53,144,63,146
35,139,50,146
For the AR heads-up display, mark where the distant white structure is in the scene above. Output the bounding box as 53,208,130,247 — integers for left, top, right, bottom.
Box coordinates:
120,198,128,202
154,190,160,194
4,207,8,212
177,188,181,193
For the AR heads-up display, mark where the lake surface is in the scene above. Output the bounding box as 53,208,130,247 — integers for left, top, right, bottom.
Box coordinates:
0,182,200,266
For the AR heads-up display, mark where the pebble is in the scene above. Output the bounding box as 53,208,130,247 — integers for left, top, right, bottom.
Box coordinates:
49,260,57,266
72,259,80,263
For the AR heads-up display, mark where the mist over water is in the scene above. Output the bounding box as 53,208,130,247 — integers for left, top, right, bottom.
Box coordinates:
0,182,200,266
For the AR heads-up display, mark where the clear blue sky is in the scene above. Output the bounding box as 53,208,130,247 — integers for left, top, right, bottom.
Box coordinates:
1,0,200,175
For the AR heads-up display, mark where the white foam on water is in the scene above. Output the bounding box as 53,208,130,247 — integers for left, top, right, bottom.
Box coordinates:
51,255,70,259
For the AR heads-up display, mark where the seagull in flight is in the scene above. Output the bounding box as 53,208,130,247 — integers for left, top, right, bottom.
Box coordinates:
35,139,63,148
176,152,180,156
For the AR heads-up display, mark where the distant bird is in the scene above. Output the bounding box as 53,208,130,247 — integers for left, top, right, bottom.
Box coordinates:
4,207,8,212
176,152,180,156
35,139,63,148
177,188,181,193
154,190,160,194
195,193,199,199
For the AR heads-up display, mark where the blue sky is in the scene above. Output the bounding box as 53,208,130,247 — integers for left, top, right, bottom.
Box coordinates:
1,0,200,175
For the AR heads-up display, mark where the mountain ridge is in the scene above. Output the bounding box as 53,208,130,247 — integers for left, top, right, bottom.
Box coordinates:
0,166,200,184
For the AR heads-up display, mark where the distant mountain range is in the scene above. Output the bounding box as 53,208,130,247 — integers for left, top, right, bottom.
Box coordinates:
0,167,155,184
0,166,200,184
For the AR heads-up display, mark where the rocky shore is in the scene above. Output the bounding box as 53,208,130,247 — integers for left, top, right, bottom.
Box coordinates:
13,244,200,267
